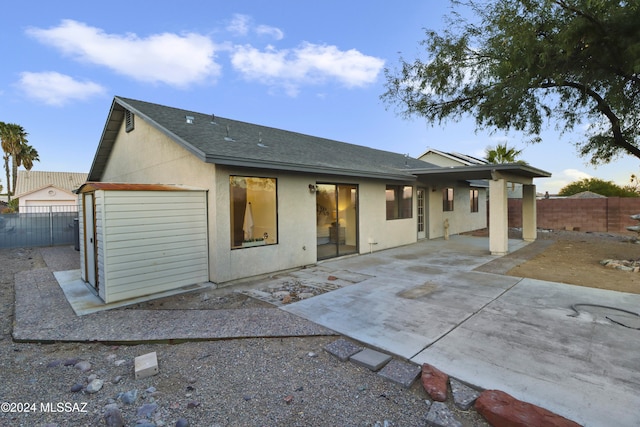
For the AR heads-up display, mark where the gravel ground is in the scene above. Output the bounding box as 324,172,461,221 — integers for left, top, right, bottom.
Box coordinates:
0,246,491,427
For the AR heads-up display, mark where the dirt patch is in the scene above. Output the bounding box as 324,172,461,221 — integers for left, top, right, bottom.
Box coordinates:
505,230,640,294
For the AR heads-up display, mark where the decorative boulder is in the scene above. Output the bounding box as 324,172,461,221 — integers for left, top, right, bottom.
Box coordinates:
475,390,581,427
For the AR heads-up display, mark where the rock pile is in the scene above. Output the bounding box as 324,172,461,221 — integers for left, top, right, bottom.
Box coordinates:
240,277,341,305
600,258,640,272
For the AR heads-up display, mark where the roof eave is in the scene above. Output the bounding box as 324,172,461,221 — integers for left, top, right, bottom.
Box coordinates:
205,155,418,181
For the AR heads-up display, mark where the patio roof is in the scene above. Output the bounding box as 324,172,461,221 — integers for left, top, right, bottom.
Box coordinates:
408,163,551,183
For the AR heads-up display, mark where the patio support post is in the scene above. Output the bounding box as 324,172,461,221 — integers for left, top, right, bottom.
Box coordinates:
489,177,509,255
522,184,537,242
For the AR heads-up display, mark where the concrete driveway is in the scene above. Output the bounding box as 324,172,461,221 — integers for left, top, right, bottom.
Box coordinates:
282,235,640,427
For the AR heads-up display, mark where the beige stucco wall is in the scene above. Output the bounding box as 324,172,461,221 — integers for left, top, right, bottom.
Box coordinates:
214,167,317,283
425,183,487,238
419,152,467,168
214,173,419,283
359,180,417,251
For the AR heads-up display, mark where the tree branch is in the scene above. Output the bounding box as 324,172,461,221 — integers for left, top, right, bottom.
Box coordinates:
539,79,640,158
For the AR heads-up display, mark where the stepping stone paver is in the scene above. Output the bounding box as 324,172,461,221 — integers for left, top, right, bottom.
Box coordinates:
377,358,421,388
425,401,462,427
450,378,480,410
324,338,363,362
350,348,392,371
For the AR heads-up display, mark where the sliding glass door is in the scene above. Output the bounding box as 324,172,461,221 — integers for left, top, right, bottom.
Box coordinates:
316,184,358,260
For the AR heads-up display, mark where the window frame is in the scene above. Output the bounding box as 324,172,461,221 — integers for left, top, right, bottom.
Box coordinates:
470,189,479,213
386,185,413,220
443,187,454,212
229,175,278,249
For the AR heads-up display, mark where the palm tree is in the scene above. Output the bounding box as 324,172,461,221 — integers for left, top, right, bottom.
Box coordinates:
0,122,29,201
9,125,28,196
0,122,15,200
18,143,39,172
484,143,527,164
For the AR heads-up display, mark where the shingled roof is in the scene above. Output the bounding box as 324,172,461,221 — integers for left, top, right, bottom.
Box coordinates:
88,97,438,182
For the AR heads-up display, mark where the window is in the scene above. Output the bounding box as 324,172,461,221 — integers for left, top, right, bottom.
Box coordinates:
470,189,479,213
443,188,454,211
230,176,277,248
386,185,413,220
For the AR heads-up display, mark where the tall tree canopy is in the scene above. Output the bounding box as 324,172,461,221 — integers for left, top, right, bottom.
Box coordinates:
382,0,640,165
558,177,639,196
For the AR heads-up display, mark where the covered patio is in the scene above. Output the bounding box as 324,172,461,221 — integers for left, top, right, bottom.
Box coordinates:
409,163,551,255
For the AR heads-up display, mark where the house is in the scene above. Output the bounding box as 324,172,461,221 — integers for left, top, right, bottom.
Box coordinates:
418,147,526,198
78,96,550,304
14,170,88,212
418,148,490,219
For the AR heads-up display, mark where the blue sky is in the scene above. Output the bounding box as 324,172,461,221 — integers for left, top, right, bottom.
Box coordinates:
1,0,638,194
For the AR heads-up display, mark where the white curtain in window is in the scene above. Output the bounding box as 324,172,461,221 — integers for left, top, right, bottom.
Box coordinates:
243,202,254,240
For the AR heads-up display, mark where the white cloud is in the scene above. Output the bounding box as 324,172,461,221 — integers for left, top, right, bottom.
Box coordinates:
230,42,384,96
227,14,284,41
227,14,251,37
256,25,284,41
24,17,381,98
18,71,106,106
26,20,220,87
563,168,592,181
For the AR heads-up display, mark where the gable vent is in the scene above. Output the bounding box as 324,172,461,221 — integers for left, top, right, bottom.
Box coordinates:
125,110,135,132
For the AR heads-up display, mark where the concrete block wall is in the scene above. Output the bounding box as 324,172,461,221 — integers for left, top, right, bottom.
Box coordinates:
502,197,640,234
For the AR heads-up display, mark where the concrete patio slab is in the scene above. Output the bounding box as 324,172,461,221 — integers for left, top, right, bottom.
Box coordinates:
413,278,640,427
283,268,522,358
282,236,640,427
54,269,214,316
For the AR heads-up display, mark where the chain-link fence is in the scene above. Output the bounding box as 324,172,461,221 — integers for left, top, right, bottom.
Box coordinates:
0,205,79,249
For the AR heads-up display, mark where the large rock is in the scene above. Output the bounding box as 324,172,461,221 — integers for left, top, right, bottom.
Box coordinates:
475,390,581,427
421,363,448,402
86,378,104,394
103,406,125,427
